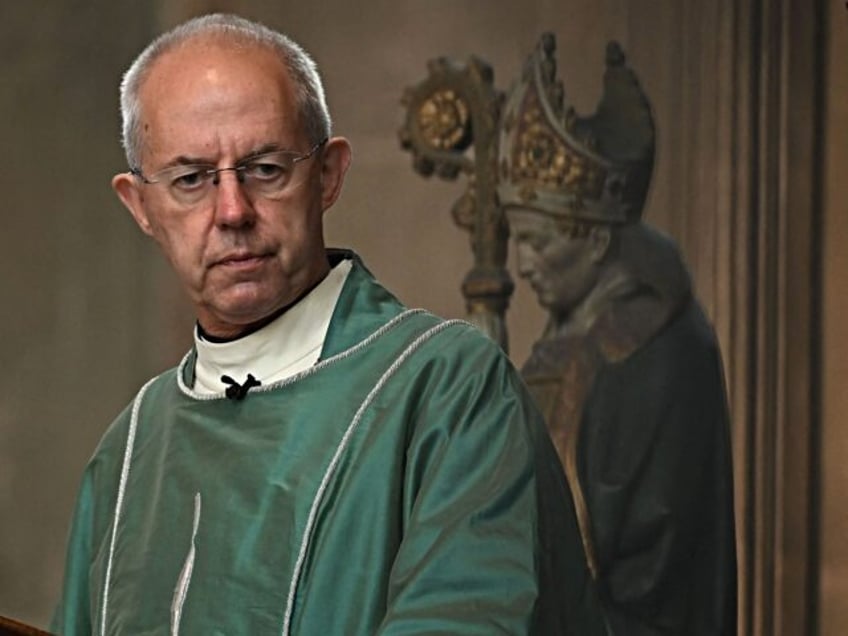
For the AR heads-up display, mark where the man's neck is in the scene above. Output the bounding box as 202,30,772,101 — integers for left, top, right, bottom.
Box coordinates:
197,274,329,344
190,258,353,395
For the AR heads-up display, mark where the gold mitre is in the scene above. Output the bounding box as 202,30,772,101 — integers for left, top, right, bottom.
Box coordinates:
497,34,655,224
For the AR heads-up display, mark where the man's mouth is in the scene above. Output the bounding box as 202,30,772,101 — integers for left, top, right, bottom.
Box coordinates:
212,252,270,269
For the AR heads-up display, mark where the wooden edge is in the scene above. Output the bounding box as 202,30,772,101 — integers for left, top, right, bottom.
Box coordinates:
0,615,53,636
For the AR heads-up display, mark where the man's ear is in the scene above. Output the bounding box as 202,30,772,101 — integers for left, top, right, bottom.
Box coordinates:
112,172,154,236
319,137,352,211
588,225,612,263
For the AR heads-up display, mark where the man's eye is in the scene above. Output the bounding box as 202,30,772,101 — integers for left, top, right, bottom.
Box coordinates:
171,170,208,190
244,160,291,181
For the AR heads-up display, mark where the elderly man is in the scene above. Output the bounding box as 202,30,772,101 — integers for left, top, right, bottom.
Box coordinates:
498,36,737,635
52,14,604,636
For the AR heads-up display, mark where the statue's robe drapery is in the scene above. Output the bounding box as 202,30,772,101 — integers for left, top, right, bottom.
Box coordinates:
523,241,737,636
53,253,604,636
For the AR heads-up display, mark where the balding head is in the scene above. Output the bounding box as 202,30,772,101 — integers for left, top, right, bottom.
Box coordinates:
118,14,331,169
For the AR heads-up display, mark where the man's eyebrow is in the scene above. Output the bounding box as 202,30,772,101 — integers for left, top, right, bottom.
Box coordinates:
158,144,291,169
160,155,216,169
239,143,286,161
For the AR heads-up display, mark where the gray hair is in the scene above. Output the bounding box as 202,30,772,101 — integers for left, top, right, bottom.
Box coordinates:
119,13,332,168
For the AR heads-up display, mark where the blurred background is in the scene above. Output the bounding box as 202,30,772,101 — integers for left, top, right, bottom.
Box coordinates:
0,1,844,633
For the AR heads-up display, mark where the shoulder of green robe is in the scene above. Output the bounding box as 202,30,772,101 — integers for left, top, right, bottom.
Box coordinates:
89,367,179,460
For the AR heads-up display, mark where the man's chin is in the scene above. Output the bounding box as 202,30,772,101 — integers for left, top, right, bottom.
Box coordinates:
199,291,289,336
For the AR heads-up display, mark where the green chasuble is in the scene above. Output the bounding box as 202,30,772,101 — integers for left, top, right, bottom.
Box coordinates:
53,252,603,635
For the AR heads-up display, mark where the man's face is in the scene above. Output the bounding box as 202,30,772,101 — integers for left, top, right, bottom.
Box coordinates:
113,38,350,337
508,209,606,321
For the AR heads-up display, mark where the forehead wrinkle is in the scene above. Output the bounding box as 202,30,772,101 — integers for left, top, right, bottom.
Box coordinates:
147,132,295,172
137,39,300,166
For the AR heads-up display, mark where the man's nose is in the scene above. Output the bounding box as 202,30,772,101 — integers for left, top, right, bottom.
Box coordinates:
213,170,256,228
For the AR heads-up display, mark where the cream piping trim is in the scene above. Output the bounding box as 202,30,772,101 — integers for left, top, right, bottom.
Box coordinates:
279,319,463,636
171,492,202,635
177,309,430,400
100,375,158,636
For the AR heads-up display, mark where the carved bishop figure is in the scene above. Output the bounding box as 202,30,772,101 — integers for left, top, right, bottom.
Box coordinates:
498,34,737,636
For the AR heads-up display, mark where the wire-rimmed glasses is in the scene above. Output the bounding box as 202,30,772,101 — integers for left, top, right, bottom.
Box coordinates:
130,138,328,206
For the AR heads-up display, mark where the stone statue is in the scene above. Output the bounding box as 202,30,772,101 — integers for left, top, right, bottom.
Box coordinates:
497,34,737,635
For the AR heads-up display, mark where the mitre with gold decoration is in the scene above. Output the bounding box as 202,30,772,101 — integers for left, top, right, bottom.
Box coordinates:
497,34,655,224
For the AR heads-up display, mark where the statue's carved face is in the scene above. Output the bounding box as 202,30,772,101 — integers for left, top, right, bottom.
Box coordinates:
508,209,607,323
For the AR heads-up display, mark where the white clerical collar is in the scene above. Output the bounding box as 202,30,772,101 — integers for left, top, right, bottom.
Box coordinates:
192,259,352,395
